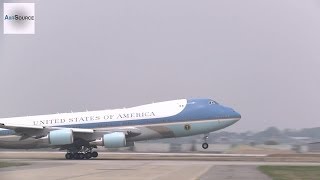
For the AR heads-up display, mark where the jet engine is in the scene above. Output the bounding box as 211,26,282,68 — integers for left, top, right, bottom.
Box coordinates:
90,132,129,148
103,132,126,148
48,129,74,145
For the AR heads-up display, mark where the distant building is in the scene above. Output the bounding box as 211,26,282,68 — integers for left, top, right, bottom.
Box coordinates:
308,143,320,152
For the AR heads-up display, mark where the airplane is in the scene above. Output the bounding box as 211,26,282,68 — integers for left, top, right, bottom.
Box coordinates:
0,98,241,159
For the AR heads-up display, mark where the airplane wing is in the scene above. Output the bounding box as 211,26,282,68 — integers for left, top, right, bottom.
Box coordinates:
0,123,141,140
0,123,95,140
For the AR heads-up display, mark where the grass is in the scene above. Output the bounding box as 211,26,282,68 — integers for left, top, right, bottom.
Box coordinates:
258,166,320,180
0,161,29,168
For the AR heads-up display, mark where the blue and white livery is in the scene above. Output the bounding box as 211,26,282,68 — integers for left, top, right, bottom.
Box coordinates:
0,98,241,159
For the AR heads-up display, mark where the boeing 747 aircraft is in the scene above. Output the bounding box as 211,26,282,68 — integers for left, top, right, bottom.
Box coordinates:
0,98,240,159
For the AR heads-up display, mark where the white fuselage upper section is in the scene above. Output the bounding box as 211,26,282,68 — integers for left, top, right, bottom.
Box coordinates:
0,99,187,129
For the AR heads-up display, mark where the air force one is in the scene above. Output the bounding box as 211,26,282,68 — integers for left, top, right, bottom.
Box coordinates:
0,98,241,159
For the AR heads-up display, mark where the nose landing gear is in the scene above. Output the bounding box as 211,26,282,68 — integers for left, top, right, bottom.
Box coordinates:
202,142,209,149
202,134,209,149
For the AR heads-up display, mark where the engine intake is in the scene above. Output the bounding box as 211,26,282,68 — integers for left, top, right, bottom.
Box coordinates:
48,129,74,145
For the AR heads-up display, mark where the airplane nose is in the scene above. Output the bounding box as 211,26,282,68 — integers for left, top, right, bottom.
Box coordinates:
217,105,241,121
234,110,241,119
228,108,241,120
221,107,241,125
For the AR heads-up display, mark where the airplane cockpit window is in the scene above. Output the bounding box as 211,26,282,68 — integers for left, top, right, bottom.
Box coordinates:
209,100,218,105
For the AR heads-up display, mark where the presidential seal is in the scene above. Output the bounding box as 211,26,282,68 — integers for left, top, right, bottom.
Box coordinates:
184,124,191,131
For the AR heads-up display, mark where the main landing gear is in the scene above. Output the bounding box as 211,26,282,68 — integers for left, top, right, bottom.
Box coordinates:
65,151,98,160
202,134,209,149
65,147,98,160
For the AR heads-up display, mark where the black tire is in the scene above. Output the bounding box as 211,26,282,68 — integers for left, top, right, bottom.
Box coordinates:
79,153,85,159
92,151,98,158
85,152,92,159
202,143,209,149
74,153,80,159
65,153,72,160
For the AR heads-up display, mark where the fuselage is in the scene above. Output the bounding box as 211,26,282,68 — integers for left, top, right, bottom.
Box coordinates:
0,98,241,149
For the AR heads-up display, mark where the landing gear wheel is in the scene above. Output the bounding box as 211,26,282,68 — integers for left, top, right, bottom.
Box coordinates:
92,151,98,158
66,146,97,160
79,153,85,159
74,153,80,159
202,143,209,149
65,153,72,160
85,152,92,159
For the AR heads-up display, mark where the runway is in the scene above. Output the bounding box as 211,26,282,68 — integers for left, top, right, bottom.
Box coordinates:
1,152,320,180
0,159,275,180
1,151,320,162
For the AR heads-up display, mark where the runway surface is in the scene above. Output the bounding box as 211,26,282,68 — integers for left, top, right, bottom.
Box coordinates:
1,152,320,180
1,151,320,162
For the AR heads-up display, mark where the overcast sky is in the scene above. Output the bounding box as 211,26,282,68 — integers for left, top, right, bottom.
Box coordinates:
1,0,320,132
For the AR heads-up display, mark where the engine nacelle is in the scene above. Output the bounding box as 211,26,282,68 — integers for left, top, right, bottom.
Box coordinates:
103,132,126,148
48,129,74,145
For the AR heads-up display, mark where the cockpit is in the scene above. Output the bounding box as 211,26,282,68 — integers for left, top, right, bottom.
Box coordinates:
209,100,218,105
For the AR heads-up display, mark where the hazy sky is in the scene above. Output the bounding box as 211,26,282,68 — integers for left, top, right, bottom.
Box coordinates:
1,0,320,132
